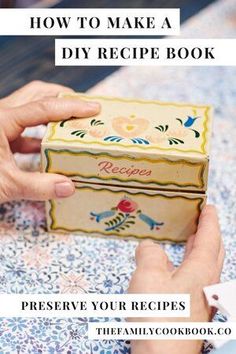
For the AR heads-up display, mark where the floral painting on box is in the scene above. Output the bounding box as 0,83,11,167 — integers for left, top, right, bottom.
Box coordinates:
90,196,164,232
59,114,201,146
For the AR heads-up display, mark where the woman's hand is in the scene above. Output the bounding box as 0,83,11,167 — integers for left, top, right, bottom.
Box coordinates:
0,80,100,203
128,205,224,354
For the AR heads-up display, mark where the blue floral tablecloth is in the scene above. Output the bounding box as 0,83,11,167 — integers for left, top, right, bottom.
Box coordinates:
0,0,236,352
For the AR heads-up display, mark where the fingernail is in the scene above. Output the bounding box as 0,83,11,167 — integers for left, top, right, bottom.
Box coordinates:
139,239,155,247
143,239,155,245
87,101,100,109
55,182,75,198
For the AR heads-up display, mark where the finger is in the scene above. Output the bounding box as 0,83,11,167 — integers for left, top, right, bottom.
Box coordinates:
135,240,174,274
214,239,225,283
183,234,195,260
10,137,41,154
186,205,221,263
0,80,74,108
3,97,101,141
218,239,225,272
177,205,222,282
204,239,224,293
12,170,75,201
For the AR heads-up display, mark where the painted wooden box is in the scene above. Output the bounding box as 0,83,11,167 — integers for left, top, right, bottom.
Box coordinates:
41,93,212,242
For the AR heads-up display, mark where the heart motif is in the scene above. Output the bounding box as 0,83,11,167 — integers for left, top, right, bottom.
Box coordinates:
112,116,149,138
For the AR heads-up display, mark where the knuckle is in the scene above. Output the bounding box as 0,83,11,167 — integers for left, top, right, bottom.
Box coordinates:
28,80,44,88
0,164,20,202
35,98,54,116
0,180,12,202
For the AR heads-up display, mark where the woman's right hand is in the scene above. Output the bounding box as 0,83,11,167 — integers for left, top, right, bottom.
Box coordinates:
129,205,225,354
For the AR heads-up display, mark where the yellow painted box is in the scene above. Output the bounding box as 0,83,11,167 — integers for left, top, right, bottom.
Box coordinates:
41,93,212,242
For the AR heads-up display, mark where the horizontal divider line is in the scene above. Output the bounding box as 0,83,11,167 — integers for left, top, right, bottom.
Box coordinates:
71,178,206,195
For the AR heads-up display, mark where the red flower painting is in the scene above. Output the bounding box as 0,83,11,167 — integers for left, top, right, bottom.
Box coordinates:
116,198,138,213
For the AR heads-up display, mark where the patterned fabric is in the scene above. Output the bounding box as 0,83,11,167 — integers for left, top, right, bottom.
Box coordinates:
0,0,236,352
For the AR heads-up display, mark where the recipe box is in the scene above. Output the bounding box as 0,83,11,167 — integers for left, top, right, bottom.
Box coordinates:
41,93,212,242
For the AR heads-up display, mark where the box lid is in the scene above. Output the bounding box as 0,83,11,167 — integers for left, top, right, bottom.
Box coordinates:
41,93,212,192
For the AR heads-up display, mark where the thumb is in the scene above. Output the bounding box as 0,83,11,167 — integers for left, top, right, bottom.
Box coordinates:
15,170,75,201
135,240,174,273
